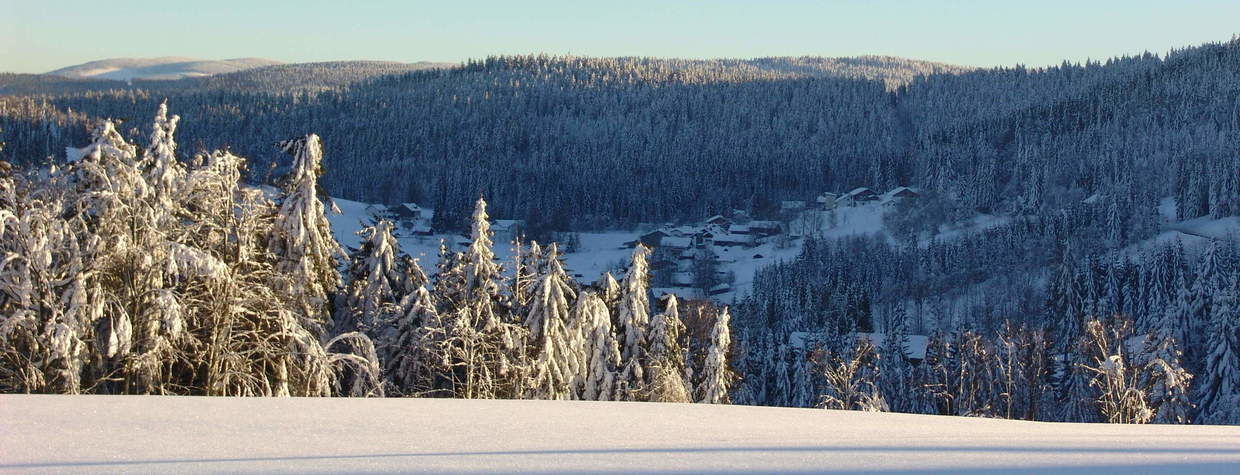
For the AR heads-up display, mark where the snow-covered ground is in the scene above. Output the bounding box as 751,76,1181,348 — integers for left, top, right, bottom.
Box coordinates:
2,395,1238,474
1123,213,1240,259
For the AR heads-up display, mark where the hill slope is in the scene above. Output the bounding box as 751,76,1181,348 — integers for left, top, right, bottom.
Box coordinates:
2,395,1238,473
47,57,284,80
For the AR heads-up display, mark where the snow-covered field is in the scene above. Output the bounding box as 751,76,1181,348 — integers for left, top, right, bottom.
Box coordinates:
2,396,1239,474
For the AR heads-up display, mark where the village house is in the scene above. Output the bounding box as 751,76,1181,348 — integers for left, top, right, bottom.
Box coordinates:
692,229,716,248
671,272,695,288
660,236,693,250
406,223,434,236
626,229,670,248
714,232,755,248
881,186,921,203
816,192,839,210
836,187,880,206
748,220,782,237
389,202,424,221
780,200,807,213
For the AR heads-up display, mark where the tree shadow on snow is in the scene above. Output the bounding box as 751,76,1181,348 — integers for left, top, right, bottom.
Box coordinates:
5,445,1240,473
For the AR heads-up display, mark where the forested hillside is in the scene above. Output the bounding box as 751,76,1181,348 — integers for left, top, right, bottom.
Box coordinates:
1,40,1238,425
3,44,1236,233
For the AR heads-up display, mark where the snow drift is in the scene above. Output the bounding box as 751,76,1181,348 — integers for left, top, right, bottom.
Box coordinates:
2,395,1238,473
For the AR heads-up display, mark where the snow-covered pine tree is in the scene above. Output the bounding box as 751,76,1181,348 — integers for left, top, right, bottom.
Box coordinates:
1184,241,1225,371
1059,330,1102,423
697,306,733,404
878,305,911,412
178,148,343,398
140,101,184,207
386,281,440,396
1195,275,1240,424
462,196,503,331
269,134,343,335
596,271,621,311
509,236,535,313
643,294,691,402
615,244,652,399
1157,270,1193,357
1103,257,1124,318
433,240,468,311
1139,331,1195,424
335,220,405,335
790,348,814,408
770,341,792,407
523,243,580,399
574,291,621,400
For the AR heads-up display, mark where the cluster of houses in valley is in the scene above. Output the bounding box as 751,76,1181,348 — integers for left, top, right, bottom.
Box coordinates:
628,186,921,297
629,215,784,253
624,213,784,297
630,185,921,253
351,186,921,299
799,186,922,212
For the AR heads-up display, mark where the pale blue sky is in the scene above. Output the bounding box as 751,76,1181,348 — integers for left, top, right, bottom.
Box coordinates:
3,0,1238,73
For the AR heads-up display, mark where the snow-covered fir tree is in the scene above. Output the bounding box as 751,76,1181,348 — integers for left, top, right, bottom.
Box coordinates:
697,306,733,404
615,244,652,399
1196,274,1240,424
574,291,621,400
385,281,439,396
462,196,503,330
335,220,406,335
643,294,691,402
269,134,343,335
878,306,911,413
523,243,581,399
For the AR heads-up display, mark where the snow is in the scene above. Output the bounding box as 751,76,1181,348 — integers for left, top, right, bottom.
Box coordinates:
47,57,284,81
660,236,692,249
1167,215,1240,241
929,213,1011,245
818,203,890,240
1122,215,1240,259
3,395,1238,473
1158,197,1178,222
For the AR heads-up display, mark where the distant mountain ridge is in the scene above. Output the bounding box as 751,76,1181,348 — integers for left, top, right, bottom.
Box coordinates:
47,57,285,80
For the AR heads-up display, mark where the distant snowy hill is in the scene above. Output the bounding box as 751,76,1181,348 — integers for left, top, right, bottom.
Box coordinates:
47,57,284,80
3,395,1238,473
